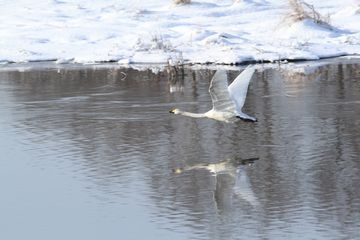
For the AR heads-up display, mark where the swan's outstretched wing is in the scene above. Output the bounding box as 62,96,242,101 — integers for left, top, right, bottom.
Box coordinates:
228,66,255,111
228,66,256,120
209,70,235,112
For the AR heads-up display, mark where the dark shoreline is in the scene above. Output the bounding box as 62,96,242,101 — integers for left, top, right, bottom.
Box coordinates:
1,54,359,71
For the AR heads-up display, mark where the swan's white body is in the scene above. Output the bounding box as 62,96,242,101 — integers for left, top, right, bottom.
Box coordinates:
170,66,256,122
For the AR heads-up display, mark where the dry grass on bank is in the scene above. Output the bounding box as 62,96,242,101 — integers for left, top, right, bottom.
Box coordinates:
173,0,191,5
286,0,332,29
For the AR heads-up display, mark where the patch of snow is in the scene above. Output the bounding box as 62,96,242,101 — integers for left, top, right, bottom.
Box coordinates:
0,0,359,64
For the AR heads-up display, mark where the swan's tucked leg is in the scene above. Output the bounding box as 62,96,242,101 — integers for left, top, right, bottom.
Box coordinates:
236,111,257,122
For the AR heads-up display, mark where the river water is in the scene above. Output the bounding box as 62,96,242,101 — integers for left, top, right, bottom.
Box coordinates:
0,58,359,240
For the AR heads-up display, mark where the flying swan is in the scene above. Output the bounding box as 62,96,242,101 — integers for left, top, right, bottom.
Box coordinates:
169,66,257,123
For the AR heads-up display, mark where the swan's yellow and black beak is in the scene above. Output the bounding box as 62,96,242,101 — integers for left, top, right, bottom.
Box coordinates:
169,108,176,114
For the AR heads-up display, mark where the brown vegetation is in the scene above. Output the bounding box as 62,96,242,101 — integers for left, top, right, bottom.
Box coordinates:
173,0,191,5
286,0,332,29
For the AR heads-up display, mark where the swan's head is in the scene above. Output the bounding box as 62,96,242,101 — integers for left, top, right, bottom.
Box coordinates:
172,167,184,174
169,108,181,114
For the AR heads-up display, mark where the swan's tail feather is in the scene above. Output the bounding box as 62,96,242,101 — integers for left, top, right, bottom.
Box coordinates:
236,112,257,122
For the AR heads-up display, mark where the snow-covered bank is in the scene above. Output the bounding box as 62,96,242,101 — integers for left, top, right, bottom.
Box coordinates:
0,0,359,65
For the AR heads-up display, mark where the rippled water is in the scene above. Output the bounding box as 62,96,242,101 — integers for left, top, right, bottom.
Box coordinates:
0,59,359,240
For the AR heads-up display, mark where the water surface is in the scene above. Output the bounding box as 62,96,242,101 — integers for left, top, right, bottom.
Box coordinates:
0,59,359,240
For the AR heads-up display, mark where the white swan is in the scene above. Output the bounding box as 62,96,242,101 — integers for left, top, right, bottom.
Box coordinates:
169,66,257,123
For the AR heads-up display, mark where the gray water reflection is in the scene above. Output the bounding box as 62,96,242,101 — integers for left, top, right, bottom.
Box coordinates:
0,59,359,240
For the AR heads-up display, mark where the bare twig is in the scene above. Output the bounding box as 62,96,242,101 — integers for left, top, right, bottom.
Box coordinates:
286,0,332,29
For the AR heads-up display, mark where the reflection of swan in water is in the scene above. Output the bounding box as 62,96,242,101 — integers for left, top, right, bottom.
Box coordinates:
169,66,257,123
233,164,259,206
173,157,258,176
173,157,259,208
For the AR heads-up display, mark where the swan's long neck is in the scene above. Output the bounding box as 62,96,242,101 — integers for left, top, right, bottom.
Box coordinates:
178,110,206,118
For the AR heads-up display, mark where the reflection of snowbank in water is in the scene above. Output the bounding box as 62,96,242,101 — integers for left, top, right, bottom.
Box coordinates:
0,0,359,64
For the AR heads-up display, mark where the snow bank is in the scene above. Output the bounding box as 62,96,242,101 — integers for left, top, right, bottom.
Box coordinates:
0,0,359,65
